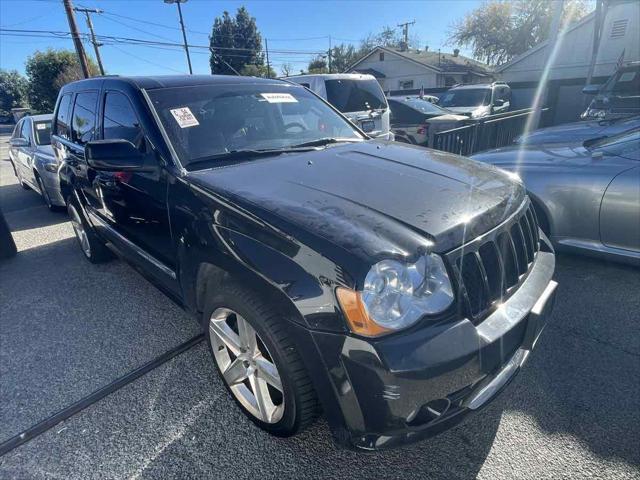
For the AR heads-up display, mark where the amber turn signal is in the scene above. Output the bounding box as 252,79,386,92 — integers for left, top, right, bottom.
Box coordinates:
336,287,391,337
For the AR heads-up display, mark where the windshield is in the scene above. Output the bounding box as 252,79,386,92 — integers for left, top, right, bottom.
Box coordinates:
147,83,363,167
440,88,491,108
324,78,387,113
33,120,51,145
588,128,639,158
397,98,449,115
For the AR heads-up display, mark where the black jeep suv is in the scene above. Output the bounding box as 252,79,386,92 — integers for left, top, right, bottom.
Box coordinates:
52,75,557,450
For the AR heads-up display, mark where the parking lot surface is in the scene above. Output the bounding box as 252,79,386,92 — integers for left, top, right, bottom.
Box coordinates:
0,129,639,479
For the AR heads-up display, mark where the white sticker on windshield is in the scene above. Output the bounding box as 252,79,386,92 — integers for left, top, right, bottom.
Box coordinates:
170,107,200,128
36,123,47,130
260,93,298,103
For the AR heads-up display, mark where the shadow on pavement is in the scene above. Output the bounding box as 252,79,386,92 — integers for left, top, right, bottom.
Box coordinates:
0,236,201,443
506,254,640,466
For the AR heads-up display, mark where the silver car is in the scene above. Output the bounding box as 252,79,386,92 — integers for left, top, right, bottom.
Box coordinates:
8,114,64,210
472,128,640,265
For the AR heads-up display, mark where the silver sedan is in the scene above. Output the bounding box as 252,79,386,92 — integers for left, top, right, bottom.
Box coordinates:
8,114,65,210
472,128,640,265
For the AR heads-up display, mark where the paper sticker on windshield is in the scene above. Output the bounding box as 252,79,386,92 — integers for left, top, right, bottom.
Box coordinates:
36,123,47,130
170,107,200,128
260,93,298,103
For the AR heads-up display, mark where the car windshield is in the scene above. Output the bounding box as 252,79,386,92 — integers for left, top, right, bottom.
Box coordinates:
33,120,51,145
440,89,491,108
147,83,363,167
587,128,639,158
395,98,449,115
324,78,387,113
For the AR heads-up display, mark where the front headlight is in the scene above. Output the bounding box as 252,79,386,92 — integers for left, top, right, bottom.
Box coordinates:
43,162,58,173
337,254,454,337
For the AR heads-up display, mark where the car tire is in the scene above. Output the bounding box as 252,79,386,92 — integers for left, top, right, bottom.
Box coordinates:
204,283,319,437
35,173,57,211
67,196,112,263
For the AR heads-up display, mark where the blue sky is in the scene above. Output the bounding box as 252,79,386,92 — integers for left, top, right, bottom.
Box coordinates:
1,0,480,76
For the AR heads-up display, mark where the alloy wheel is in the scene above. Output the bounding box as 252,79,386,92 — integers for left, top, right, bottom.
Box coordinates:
68,204,91,257
209,307,285,424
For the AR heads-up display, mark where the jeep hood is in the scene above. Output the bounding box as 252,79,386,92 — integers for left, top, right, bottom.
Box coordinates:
189,142,525,259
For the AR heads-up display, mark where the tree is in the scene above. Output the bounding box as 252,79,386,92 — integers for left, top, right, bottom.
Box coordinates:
447,0,591,66
280,63,293,77
0,70,28,115
307,56,328,74
240,64,276,78
210,7,266,76
25,49,98,113
329,44,359,73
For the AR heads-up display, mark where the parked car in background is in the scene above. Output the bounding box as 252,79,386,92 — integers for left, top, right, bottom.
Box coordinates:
439,82,511,119
473,128,640,265
582,61,640,120
8,114,64,210
514,115,640,145
388,96,466,145
287,73,392,139
53,75,556,451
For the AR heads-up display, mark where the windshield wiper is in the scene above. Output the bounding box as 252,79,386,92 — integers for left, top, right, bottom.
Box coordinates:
185,148,292,170
286,137,361,149
583,135,609,149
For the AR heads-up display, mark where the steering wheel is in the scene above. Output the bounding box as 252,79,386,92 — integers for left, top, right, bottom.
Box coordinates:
283,122,307,132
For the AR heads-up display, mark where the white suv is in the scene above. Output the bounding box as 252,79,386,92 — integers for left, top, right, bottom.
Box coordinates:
287,74,392,139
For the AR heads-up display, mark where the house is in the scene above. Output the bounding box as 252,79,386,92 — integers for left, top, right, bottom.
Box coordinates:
346,46,493,95
496,0,640,124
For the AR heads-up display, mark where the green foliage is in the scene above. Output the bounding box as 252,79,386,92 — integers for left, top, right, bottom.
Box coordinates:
447,0,591,66
25,49,98,113
240,64,276,78
307,56,328,74
0,70,29,115
210,7,266,76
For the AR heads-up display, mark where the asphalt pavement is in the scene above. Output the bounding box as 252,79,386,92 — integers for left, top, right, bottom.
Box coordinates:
0,129,638,479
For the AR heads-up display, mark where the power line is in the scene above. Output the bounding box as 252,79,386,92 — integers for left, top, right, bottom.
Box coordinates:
107,44,186,74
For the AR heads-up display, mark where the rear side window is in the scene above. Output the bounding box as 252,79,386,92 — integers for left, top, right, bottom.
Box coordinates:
71,91,98,145
55,93,72,139
103,91,143,149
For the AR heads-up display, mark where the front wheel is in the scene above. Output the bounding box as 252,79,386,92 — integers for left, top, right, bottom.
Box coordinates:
67,197,112,263
204,284,319,436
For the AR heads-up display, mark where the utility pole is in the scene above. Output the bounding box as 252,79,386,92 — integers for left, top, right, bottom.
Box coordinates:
74,7,105,75
164,0,193,74
63,0,90,78
327,35,332,73
265,38,271,78
397,20,415,51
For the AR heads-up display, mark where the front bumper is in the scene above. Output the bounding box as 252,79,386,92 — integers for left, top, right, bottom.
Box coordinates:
40,168,65,206
295,247,556,450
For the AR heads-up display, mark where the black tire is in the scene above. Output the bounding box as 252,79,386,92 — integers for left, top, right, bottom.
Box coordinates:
67,195,112,263
204,283,319,437
35,173,58,211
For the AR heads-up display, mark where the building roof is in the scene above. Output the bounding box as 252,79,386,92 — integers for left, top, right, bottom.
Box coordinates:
347,46,493,75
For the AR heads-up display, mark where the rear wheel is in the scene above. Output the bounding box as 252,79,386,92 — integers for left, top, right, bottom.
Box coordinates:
204,284,319,436
67,197,112,263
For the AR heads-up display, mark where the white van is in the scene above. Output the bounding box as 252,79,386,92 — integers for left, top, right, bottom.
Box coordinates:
286,74,392,140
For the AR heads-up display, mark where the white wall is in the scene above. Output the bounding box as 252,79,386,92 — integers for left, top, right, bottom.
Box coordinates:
350,50,438,90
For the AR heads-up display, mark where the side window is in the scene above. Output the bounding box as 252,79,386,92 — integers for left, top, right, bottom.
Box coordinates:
103,91,144,149
55,93,73,139
21,119,31,142
71,91,98,145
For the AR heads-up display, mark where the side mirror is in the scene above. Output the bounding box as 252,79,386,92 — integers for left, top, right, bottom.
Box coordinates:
582,85,601,96
85,139,148,171
9,138,29,147
494,98,505,107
